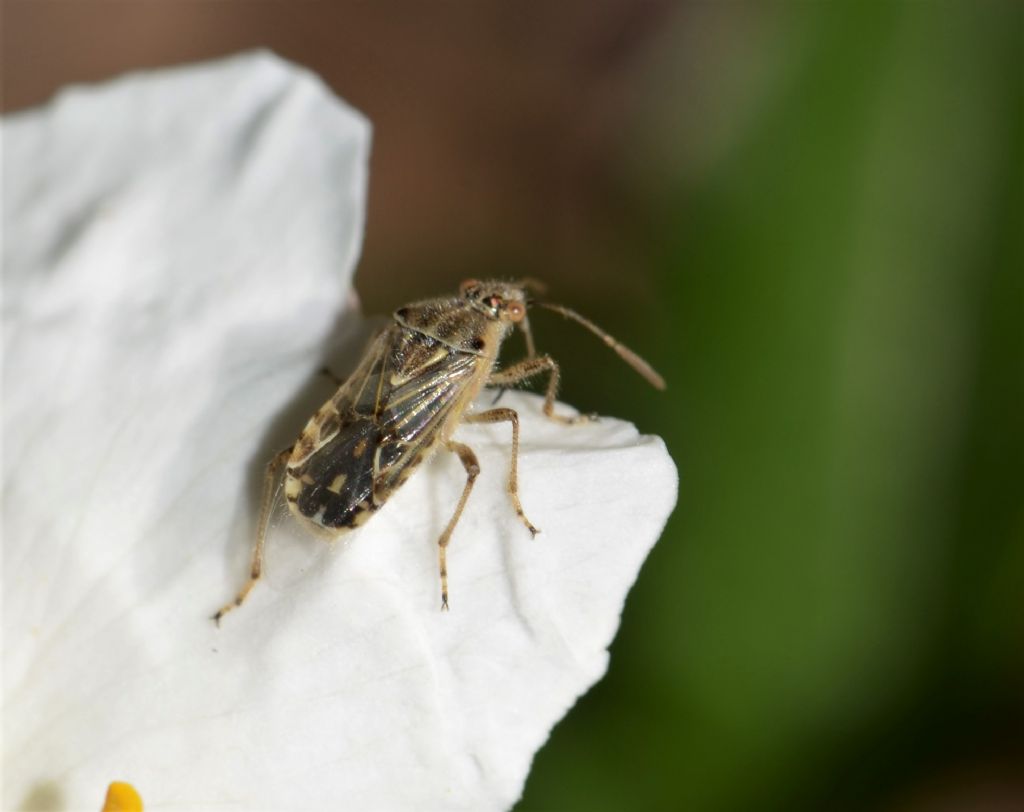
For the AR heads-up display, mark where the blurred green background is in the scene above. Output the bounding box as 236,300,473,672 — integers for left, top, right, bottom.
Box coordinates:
519,4,1024,811
6,1,1021,808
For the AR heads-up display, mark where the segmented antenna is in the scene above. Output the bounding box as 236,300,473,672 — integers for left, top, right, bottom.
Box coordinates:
536,302,666,390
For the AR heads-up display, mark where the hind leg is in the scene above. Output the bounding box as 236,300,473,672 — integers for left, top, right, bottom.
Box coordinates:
213,446,292,625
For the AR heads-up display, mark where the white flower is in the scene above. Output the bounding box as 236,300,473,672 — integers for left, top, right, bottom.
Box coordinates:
2,52,677,811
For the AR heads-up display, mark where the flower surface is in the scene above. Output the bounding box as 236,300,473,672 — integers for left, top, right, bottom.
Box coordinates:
2,51,677,812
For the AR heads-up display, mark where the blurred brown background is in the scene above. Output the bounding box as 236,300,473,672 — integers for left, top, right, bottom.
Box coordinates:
4,0,694,312
5,2,1023,810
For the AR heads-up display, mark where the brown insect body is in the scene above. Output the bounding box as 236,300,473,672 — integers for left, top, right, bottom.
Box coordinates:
283,288,517,534
213,279,663,623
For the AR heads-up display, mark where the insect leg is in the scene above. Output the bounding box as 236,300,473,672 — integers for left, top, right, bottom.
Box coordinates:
490,318,538,405
487,355,598,425
519,314,538,359
212,445,293,625
465,408,540,537
438,440,480,611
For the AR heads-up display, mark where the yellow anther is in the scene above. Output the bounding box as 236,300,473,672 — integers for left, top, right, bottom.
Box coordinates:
101,781,143,812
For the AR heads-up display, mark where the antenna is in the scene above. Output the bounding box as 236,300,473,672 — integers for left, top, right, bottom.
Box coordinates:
536,302,666,390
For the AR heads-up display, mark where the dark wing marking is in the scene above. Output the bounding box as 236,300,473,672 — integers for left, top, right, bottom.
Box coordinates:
292,418,379,528
289,326,479,529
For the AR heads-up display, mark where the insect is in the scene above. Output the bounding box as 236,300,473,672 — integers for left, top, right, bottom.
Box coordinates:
213,278,665,623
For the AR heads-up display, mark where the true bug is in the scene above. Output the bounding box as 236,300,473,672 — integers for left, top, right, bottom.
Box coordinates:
213,279,664,623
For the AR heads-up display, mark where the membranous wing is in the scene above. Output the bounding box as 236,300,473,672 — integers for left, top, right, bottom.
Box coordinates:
288,326,479,530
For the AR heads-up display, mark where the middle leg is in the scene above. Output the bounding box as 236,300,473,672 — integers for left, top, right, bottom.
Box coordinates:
437,440,480,610
465,408,540,537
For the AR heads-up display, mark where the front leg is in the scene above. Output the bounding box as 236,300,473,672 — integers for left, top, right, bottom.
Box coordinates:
490,317,538,406
487,355,597,425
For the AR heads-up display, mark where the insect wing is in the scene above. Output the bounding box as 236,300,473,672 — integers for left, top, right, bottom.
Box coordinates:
290,417,379,528
373,330,479,491
289,327,478,529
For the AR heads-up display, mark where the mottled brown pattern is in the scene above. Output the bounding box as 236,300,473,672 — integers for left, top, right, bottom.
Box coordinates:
317,413,340,441
214,279,662,622
394,297,497,354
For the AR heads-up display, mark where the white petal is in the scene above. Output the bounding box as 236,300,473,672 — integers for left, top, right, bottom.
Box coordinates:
2,52,677,811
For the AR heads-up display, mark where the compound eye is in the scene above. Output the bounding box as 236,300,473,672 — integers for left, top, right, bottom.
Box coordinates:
460,278,481,297
506,301,526,322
